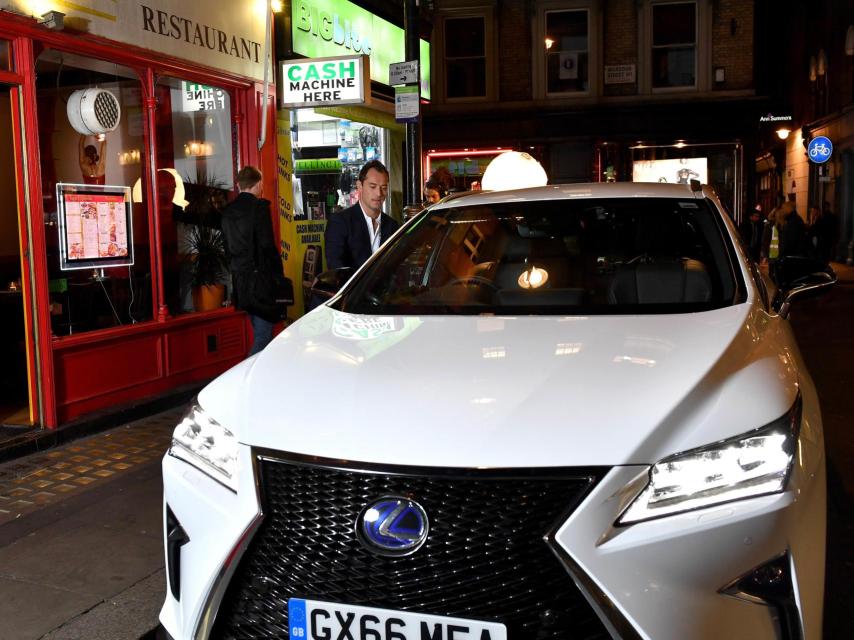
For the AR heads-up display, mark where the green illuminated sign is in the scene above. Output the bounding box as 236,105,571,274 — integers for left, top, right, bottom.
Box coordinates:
292,0,431,100
294,158,343,173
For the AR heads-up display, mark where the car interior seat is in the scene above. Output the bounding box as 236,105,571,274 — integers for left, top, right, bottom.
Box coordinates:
608,258,712,305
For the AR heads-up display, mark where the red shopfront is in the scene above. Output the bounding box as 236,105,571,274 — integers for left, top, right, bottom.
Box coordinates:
0,4,277,428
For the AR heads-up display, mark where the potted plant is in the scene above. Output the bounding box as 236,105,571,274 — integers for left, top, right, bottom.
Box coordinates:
180,170,230,311
185,220,228,311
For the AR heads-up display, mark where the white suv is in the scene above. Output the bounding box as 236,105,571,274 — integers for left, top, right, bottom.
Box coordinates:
161,183,833,640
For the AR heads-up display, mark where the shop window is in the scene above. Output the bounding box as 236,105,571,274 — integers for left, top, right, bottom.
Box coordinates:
290,110,388,222
651,2,696,88
534,1,600,99
35,51,151,336
153,76,235,316
545,9,589,94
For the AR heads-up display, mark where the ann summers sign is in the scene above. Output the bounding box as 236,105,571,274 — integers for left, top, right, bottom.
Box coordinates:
280,55,369,108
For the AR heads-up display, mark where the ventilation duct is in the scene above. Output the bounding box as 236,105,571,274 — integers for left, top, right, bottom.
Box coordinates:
67,88,121,135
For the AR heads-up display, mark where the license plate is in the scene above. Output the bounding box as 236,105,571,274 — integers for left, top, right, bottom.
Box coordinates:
288,598,507,640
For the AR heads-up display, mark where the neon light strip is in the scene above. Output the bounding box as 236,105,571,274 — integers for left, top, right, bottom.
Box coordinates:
426,148,506,157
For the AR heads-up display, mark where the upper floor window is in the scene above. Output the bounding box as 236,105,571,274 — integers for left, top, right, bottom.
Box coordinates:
651,2,696,88
545,9,589,94
444,16,487,99
534,1,600,99
433,2,496,103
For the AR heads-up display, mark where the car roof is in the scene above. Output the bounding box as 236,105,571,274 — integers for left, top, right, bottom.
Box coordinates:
433,182,707,209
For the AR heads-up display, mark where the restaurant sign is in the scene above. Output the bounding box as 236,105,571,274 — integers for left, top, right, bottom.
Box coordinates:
6,1,268,80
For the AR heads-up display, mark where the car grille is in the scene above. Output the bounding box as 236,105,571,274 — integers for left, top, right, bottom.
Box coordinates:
211,455,610,640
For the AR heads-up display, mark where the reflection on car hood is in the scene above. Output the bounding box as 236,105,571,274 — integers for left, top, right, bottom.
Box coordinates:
200,305,799,468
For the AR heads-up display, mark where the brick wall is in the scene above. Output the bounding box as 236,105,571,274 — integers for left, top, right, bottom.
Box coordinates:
498,0,532,100
711,0,754,90
603,0,638,96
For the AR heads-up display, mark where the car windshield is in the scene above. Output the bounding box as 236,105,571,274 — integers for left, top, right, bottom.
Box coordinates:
335,197,740,315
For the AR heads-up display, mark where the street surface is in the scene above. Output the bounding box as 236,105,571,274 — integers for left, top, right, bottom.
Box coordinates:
0,266,850,639
787,263,854,640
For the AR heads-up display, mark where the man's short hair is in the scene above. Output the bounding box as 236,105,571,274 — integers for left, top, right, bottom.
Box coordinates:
358,160,389,183
237,165,263,191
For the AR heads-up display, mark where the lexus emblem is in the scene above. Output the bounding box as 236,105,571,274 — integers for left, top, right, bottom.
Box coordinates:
357,497,429,556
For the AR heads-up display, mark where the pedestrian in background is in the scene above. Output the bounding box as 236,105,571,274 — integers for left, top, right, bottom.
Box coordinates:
424,178,446,204
739,204,764,262
221,166,286,356
324,160,399,271
808,201,839,263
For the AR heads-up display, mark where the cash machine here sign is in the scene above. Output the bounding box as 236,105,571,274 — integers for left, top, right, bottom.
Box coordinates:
280,55,370,108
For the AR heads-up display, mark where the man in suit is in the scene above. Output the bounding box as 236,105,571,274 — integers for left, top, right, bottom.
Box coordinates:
325,160,399,270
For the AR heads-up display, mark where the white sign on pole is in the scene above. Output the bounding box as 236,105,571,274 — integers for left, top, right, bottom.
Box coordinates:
389,61,419,86
394,85,419,122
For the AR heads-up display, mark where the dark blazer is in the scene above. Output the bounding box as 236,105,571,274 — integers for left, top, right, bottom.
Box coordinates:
325,203,400,270
221,192,284,322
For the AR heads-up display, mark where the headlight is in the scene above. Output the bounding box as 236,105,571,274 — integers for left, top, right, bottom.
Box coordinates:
618,398,800,525
169,403,239,492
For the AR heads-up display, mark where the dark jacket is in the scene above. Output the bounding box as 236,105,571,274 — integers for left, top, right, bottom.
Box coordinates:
738,217,764,262
324,203,399,270
778,209,807,258
221,192,284,322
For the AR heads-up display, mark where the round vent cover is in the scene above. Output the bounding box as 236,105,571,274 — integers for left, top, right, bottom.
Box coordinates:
67,88,121,135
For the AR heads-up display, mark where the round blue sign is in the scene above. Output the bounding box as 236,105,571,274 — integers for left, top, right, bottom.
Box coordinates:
807,136,833,164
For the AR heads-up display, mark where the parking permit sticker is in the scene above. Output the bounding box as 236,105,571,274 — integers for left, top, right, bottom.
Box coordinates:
678,202,699,208
289,598,308,638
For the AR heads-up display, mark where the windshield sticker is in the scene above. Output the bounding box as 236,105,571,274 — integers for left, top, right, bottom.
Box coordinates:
678,201,699,208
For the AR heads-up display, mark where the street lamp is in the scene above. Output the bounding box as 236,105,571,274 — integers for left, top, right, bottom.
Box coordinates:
776,128,791,140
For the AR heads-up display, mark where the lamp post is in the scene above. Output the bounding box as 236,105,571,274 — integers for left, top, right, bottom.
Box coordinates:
403,0,422,218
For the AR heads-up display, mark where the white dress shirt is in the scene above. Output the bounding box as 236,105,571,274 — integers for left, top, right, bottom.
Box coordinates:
361,205,382,254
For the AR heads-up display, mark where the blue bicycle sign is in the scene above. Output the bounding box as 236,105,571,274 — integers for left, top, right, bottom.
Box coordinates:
807,136,833,164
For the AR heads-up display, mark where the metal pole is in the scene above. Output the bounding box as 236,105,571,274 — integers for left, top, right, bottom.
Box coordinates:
404,0,422,216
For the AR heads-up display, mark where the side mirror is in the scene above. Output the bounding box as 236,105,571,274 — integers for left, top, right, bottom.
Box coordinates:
771,256,836,318
307,267,354,309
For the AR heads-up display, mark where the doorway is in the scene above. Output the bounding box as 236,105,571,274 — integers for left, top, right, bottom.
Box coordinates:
0,84,33,427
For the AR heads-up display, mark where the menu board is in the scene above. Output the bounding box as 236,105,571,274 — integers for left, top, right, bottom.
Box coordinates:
56,184,134,271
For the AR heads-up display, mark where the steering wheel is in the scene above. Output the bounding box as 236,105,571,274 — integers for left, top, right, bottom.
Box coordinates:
445,276,499,291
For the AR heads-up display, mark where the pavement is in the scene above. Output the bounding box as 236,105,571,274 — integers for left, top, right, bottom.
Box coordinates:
0,264,850,639
0,407,179,640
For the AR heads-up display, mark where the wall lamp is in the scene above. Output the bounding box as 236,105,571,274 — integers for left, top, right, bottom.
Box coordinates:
39,10,65,30
776,128,791,140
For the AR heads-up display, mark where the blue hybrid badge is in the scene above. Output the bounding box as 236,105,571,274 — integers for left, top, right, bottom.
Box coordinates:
357,497,429,556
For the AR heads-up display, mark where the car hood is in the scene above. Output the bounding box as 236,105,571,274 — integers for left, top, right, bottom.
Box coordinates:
200,304,799,468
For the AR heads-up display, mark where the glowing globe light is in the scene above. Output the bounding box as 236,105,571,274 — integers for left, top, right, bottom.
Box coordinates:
481,151,548,191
